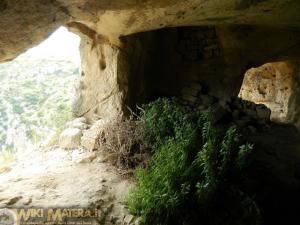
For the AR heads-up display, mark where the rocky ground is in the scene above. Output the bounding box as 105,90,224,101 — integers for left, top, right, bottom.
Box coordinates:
1,95,300,225
0,146,138,225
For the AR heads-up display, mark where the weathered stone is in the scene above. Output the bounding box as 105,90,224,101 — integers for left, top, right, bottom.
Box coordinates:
239,61,300,123
182,94,197,103
256,105,271,120
245,108,257,119
67,117,88,130
78,153,97,164
81,119,110,151
219,99,231,111
59,128,82,149
74,117,87,124
124,214,135,224
1,0,300,125
0,1,300,62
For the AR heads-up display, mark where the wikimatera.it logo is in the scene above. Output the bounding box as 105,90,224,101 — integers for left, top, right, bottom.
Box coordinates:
0,208,102,225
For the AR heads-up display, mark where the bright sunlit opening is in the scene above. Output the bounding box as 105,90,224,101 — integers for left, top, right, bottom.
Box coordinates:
19,26,81,63
0,26,81,158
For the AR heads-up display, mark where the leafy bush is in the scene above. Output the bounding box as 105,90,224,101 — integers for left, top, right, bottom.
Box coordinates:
126,98,260,225
141,98,191,145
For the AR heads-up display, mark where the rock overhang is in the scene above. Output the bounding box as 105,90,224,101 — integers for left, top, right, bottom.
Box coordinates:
1,0,300,62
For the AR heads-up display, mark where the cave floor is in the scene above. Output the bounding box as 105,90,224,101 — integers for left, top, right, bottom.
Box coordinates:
0,147,136,224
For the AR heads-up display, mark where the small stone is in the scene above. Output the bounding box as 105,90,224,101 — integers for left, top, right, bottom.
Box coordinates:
134,218,141,225
73,117,87,124
24,198,32,205
256,104,271,120
219,99,231,111
6,196,23,206
245,108,257,118
69,121,88,130
182,94,197,103
67,117,88,130
124,215,134,224
0,166,12,174
81,119,109,151
59,128,82,149
78,153,97,163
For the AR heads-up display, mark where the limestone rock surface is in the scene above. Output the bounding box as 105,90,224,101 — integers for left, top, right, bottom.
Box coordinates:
59,128,82,149
0,147,137,224
1,0,300,122
81,119,110,151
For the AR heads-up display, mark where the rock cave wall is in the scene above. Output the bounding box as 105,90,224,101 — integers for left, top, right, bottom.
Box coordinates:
79,25,300,122
239,61,300,124
1,0,300,122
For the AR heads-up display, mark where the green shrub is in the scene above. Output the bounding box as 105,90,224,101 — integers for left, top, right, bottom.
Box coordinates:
126,98,260,225
141,98,195,145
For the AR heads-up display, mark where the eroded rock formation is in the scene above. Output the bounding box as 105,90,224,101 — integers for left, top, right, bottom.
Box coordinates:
239,61,300,123
2,2,300,224
1,0,300,122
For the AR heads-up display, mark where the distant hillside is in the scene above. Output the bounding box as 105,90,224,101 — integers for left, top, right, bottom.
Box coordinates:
0,56,80,152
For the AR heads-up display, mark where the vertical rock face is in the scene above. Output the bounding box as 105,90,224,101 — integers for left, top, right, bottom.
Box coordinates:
239,62,292,122
71,25,300,122
72,39,129,122
239,61,300,123
71,28,159,121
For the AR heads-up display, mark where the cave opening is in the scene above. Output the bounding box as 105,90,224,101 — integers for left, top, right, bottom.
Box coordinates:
1,1,300,224
0,23,300,225
0,26,81,165
116,27,300,225
120,26,228,113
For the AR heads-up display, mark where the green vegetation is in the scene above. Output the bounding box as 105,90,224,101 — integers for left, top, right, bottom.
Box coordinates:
127,98,261,225
0,56,79,152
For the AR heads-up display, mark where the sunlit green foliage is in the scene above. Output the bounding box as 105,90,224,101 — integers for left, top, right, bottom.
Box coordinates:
127,98,260,225
0,57,79,151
